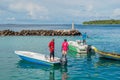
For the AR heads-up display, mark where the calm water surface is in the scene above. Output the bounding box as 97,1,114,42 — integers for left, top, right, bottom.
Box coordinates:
0,25,120,80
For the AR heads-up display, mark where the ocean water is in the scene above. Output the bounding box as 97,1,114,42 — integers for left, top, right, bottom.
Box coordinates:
0,24,120,80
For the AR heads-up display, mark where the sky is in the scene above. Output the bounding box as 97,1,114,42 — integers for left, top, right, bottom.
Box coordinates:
0,0,120,24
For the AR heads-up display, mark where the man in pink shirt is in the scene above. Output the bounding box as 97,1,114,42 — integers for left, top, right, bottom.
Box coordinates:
62,39,68,58
61,39,68,65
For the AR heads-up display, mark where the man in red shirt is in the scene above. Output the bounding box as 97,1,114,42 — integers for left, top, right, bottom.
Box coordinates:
48,39,55,61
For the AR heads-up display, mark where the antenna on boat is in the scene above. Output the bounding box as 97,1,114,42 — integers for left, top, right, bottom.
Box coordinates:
72,22,74,30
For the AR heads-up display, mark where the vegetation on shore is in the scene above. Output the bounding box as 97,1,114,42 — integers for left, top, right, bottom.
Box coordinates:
83,20,120,25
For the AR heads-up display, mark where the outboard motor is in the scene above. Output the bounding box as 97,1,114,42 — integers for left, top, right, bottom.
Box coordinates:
87,45,92,54
87,45,95,59
60,54,67,66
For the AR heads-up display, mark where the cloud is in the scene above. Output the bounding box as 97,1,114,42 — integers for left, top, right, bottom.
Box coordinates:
9,1,48,19
0,0,120,23
66,5,94,18
113,8,120,16
111,8,120,19
6,17,15,20
85,4,93,12
0,10,4,14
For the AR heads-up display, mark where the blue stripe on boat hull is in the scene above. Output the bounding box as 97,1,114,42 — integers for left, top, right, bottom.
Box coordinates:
18,55,53,66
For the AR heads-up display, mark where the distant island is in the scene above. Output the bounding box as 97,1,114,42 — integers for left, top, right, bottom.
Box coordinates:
83,20,120,25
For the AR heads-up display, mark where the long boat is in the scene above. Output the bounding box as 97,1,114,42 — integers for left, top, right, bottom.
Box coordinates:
15,51,60,66
97,51,120,60
86,46,120,60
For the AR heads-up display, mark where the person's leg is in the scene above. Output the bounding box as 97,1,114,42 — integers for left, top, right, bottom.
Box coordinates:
61,51,66,58
85,39,86,44
83,40,84,45
62,50,65,58
50,52,52,61
63,51,67,65
83,39,85,45
50,51,54,61
62,50,65,55
52,51,54,60
64,51,67,59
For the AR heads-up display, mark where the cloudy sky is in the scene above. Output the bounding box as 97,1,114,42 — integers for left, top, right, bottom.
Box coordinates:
0,0,120,24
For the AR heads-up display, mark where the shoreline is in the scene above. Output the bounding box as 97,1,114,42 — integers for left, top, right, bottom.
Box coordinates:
0,29,81,36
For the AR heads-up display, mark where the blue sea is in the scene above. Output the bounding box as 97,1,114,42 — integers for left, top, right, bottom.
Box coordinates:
0,24,120,80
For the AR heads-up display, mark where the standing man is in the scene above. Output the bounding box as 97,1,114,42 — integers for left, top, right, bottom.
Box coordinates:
62,39,68,57
48,39,55,61
61,39,68,65
82,32,87,45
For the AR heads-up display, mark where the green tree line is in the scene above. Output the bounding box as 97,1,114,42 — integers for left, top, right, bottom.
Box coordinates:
83,20,120,24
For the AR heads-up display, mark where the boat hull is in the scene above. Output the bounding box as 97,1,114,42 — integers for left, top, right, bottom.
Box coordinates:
15,51,60,66
98,51,120,60
68,44,87,53
18,55,56,66
68,41,89,54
